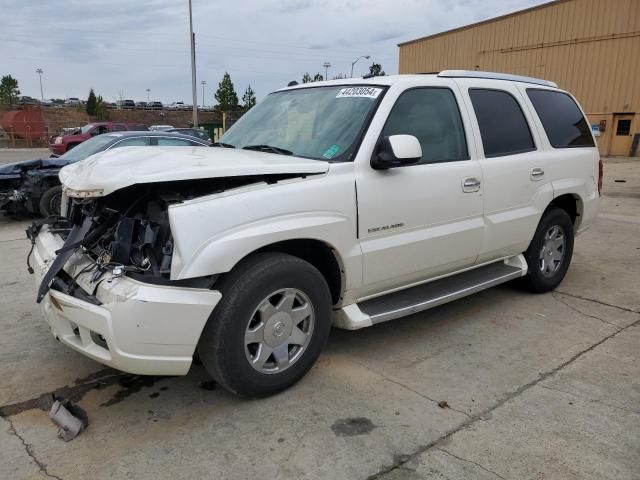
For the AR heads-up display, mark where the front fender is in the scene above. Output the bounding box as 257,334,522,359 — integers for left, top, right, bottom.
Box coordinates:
167,165,362,290
174,211,359,280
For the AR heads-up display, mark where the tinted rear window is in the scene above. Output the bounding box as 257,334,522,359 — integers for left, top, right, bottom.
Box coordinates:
526,89,594,148
469,89,535,157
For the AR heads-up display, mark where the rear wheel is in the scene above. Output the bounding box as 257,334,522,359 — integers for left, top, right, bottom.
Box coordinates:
38,185,63,216
523,207,574,292
198,253,332,397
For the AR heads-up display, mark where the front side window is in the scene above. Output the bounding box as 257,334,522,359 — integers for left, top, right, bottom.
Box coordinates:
111,124,127,132
113,137,150,147
469,89,535,157
526,89,594,148
380,88,468,164
220,85,385,161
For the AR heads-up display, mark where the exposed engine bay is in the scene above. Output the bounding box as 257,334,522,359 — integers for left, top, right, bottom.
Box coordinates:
29,174,302,303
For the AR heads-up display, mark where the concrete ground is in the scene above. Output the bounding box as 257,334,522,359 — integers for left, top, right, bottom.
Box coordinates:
0,150,638,480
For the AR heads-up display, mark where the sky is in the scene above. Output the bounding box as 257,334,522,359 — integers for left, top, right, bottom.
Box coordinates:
1,0,546,105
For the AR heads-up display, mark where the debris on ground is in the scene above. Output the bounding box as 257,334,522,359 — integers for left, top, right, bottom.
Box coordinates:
437,401,450,409
48,399,89,441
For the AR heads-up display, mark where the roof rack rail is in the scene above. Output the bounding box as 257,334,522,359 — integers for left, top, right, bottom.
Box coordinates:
438,70,557,88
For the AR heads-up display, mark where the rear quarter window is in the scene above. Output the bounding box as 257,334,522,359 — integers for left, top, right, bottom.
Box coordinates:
526,89,594,148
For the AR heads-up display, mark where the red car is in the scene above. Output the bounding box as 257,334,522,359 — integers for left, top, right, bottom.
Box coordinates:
49,122,148,155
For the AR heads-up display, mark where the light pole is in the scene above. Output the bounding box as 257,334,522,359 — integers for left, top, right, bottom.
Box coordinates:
35,68,44,101
323,62,331,80
350,55,370,77
201,80,206,108
188,0,198,126
146,88,150,102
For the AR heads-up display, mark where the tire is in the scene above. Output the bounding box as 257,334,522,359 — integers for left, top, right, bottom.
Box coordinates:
198,252,332,397
38,185,63,216
523,207,574,293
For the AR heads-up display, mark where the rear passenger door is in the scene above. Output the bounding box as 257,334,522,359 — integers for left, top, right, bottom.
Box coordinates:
457,79,554,264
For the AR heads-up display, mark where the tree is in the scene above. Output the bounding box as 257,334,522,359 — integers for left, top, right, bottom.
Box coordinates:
0,75,20,106
86,88,97,115
302,73,313,84
214,72,239,112
242,85,256,110
368,63,386,76
313,73,323,82
332,73,346,80
95,95,109,120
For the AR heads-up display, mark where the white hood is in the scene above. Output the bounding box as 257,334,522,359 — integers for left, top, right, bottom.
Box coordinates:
59,146,329,196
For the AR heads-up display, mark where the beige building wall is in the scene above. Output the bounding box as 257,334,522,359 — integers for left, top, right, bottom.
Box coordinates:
398,0,640,156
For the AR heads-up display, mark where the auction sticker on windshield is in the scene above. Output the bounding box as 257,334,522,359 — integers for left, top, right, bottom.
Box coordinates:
336,87,382,99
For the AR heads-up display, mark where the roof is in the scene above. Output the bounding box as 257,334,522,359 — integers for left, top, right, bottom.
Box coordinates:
275,75,436,92
398,0,566,47
275,71,558,92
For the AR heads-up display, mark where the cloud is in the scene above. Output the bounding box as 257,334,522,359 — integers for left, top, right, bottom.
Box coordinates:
0,0,544,103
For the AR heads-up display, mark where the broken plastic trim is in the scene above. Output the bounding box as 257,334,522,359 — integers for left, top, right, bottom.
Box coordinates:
36,216,92,303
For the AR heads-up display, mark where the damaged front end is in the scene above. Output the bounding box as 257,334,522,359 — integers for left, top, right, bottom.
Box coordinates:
30,175,288,303
31,180,218,303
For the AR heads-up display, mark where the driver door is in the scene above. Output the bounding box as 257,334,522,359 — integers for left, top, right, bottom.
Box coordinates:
356,85,484,294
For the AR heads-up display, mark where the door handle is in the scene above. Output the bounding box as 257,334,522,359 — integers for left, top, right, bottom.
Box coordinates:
530,167,544,181
462,177,481,193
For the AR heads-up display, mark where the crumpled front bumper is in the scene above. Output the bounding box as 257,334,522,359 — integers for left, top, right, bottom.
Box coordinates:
32,227,221,375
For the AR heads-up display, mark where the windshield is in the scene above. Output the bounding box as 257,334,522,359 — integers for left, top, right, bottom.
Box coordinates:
220,85,385,161
59,135,116,162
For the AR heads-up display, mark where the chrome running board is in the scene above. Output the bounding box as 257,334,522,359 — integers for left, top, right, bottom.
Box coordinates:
334,255,527,330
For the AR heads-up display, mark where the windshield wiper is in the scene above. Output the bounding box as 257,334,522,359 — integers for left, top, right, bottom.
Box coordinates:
211,142,235,148
242,144,293,155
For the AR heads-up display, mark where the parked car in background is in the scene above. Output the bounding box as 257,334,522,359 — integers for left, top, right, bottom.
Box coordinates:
49,122,148,155
65,98,81,106
168,101,185,110
148,101,163,110
135,101,147,109
3,131,209,216
18,96,39,105
149,125,174,131
116,99,135,109
29,71,601,397
167,127,211,144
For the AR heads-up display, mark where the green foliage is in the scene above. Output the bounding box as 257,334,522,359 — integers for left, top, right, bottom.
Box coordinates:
368,63,386,76
0,74,20,106
94,95,109,120
242,85,256,110
214,72,239,112
86,88,97,115
302,72,324,83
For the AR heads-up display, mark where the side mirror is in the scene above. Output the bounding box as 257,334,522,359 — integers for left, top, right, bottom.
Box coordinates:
371,135,422,170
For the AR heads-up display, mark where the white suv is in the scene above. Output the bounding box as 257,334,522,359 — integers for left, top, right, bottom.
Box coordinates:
29,71,601,397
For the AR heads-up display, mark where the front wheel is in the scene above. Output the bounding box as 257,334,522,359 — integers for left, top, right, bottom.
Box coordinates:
523,207,574,293
38,185,63,216
198,253,332,397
